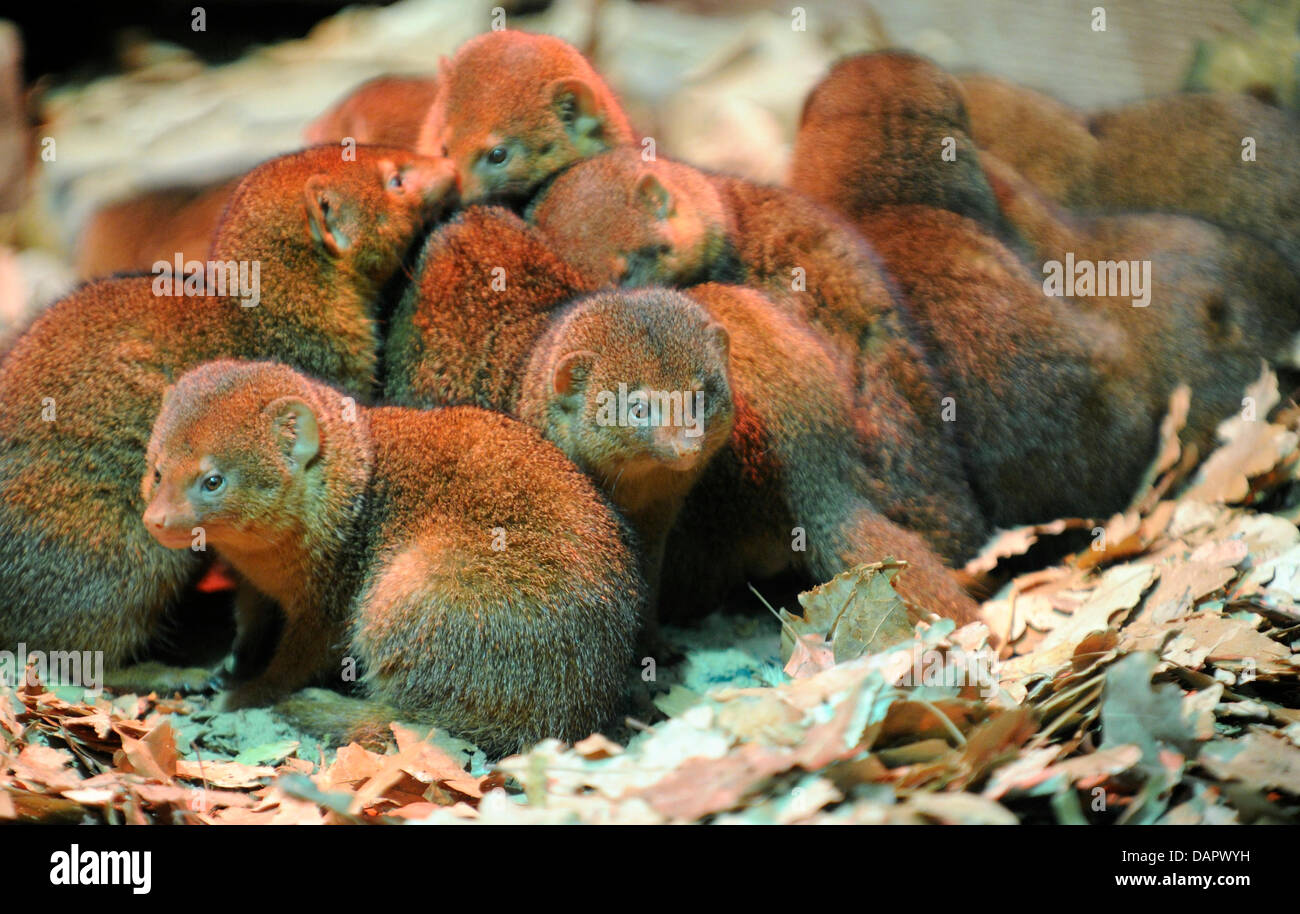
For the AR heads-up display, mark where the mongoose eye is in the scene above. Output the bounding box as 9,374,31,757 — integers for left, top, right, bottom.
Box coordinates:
201,473,225,493
486,145,509,166
387,172,404,190
153,468,161,484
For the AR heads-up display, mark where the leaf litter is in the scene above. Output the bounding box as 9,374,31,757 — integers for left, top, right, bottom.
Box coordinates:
2,367,1299,824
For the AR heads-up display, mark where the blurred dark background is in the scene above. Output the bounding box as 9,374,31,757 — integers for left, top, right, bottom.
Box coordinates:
9,1,394,83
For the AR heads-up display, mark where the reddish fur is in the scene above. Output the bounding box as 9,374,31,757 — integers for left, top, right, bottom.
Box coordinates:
522,285,981,626
76,75,442,280
791,52,1003,228
75,178,240,278
385,205,596,411
791,53,1299,525
528,148,990,562
958,74,1098,207
386,210,977,623
144,360,643,754
0,146,456,669
982,150,1299,459
303,74,441,149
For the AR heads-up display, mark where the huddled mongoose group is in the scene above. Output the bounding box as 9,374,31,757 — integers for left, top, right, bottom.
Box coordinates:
4,30,1296,755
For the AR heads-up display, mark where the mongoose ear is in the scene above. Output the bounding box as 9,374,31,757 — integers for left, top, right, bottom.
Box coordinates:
304,175,350,258
632,170,674,219
268,397,321,470
704,321,730,361
553,349,597,398
550,76,601,137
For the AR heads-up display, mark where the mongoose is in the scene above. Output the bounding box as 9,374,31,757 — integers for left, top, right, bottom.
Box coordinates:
518,285,982,626
980,149,1299,460
142,360,643,752
418,29,636,205
303,74,441,149
75,178,240,279
516,286,735,615
790,51,1005,230
76,75,442,278
0,146,457,672
528,147,1219,533
527,148,989,561
851,202,1161,527
787,58,1299,524
384,205,597,412
957,73,1098,208
1085,92,1300,268
958,77,1300,266
386,209,976,619
387,207,691,611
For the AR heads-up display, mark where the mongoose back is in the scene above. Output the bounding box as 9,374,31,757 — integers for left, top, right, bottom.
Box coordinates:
981,149,1300,458
385,205,596,412
142,360,643,753
519,285,981,625
1086,92,1300,268
0,146,457,670
76,75,442,278
528,148,989,561
790,51,1004,229
418,30,635,205
303,74,441,149
75,178,240,278
957,73,1098,207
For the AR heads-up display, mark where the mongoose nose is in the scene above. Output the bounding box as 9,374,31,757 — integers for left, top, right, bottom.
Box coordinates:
411,156,460,212
654,427,703,468
142,505,167,530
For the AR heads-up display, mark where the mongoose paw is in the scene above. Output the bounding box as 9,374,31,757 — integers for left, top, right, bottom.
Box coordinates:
103,661,224,697
220,682,290,711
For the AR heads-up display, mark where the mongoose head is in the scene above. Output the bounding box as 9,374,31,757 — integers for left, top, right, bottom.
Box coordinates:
529,150,728,287
214,146,459,289
419,30,635,205
522,289,734,503
303,75,441,148
141,361,347,555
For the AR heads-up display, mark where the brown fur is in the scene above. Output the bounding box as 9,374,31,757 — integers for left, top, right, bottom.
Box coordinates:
76,75,442,280
981,150,1299,460
518,287,735,615
303,74,441,149
75,178,240,279
143,361,643,755
853,204,1156,526
0,146,456,669
418,30,635,205
790,56,1299,527
385,205,596,411
520,285,981,626
1086,93,1300,268
958,73,1098,207
959,75,1300,266
528,148,990,562
791,52,1004,228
